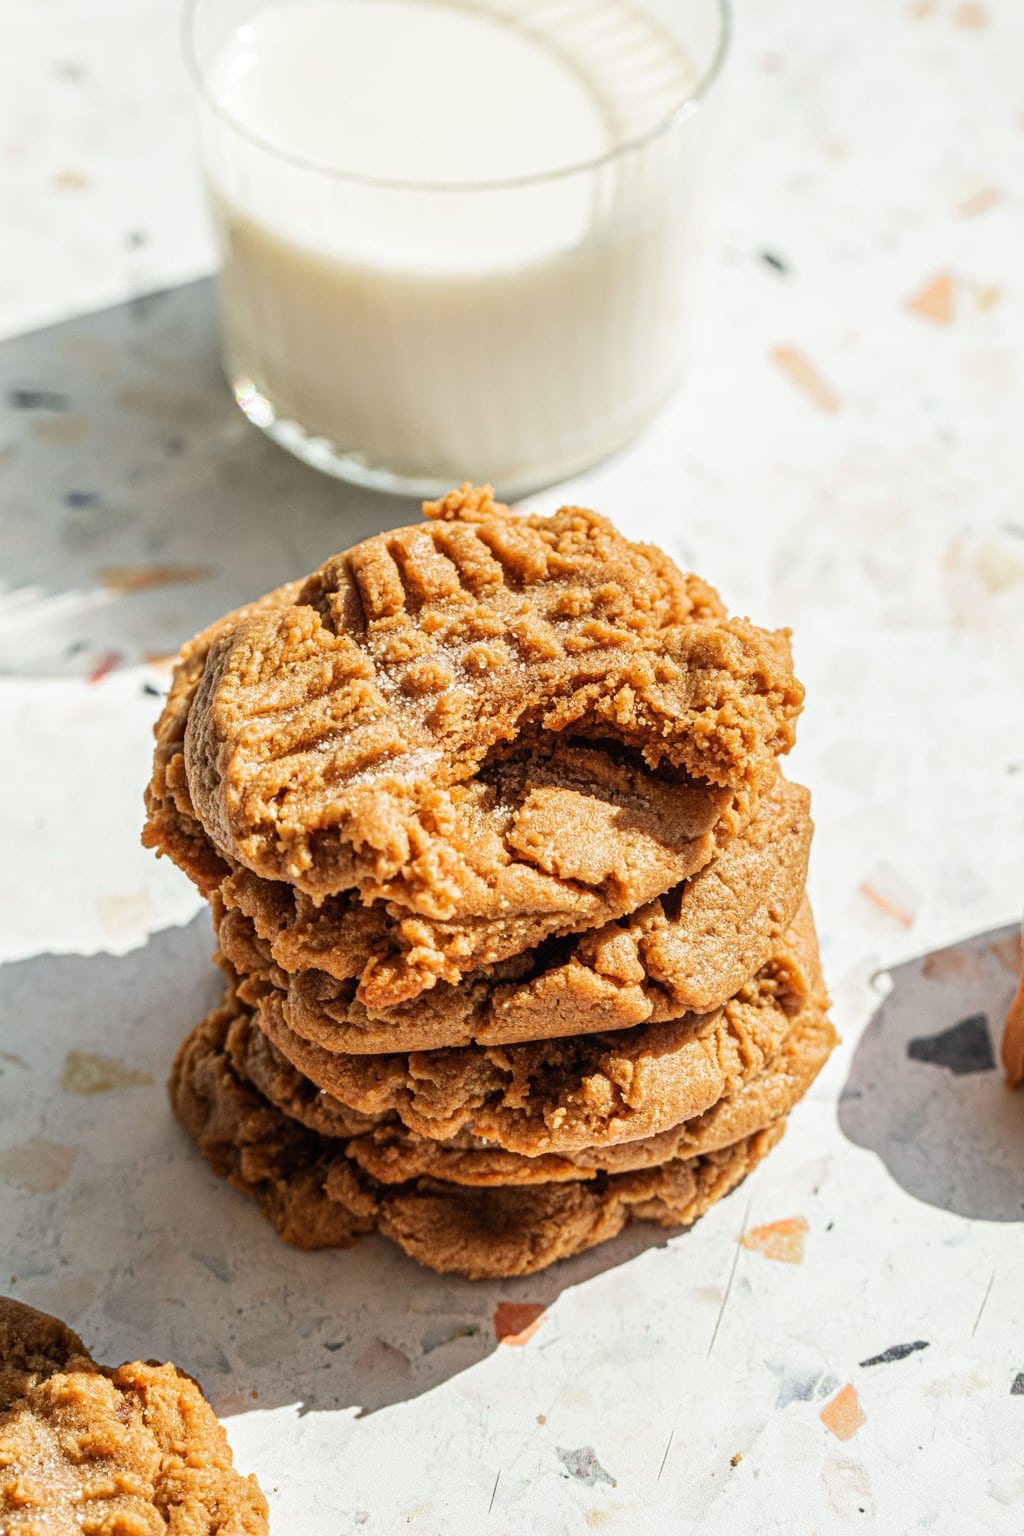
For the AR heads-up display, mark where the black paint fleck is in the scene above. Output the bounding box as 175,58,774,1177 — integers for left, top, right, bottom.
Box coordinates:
860,1340,930,1367
907,1014,995,1075
8,388,71,412
141,682,162,698
1011,1372,1024,1396
65,490,98,507
761,250,790,274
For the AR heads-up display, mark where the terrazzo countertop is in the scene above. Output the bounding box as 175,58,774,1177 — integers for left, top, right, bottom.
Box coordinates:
2,2,1023,1532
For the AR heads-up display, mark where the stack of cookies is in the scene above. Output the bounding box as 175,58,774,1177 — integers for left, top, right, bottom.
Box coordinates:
144,485,835,1278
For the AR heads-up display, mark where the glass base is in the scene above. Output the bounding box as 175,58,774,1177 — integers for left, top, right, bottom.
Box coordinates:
230,370,680,504
231,375,456,499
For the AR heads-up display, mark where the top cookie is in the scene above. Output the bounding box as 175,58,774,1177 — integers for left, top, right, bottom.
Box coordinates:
167,485,802,899
0,1296,267,1535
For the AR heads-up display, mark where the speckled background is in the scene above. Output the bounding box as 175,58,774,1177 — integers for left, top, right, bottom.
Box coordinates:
1,2,1023,1532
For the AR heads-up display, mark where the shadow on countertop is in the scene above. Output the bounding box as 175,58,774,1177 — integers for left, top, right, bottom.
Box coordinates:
838,922,1024,1222
0,279,419,678
0,916,681,1420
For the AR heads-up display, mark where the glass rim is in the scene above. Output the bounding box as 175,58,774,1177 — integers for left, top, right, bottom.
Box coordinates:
183,0,731,194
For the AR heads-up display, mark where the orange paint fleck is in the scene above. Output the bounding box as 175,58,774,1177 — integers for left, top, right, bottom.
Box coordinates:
31,416,88,446
922,947,985,983
974,285,1003,314
61,1051,153,1095
906,273,956,324
989,935,1022,974
53,170,89,191
923,949,966,981
957,185,1003,219
493,1302,545,1345
858,882,914,928
955,1,987,28
87,650,122,684
909,0,936,16
770,346,839,414
741,1216,808,1264
820,1384,867,1442
0,1138,77,1193
1004,979,1024,1089
99,563,214,595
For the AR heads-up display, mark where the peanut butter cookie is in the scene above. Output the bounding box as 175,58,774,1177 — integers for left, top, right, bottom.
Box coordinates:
247,902,823,1156
146,489,802,928
223,977,834,1187
170,1005,787,1279
0,1297,267,1535
220,776,812,1050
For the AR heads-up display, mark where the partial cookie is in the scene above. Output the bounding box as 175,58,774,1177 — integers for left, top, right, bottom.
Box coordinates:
221,776,812,1050
250,902,823,1156
171,1006,786,1279
0,1297,267,1535
150,485,802,907
225,979,835,1186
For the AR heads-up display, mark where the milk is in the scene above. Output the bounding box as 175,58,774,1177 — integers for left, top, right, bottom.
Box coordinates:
209,2,614,187
194,0,721,494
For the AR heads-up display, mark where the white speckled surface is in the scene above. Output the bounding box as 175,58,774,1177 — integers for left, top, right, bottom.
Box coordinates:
2,2,1023,1532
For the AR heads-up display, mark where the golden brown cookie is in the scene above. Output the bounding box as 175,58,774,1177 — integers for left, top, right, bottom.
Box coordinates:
378,1126,786,1278
170,1005,787,1279
142,486,729,911
221,776,813,1050
248,902,824,1156
225,976,835,1187
147,487,802,915
0,1297,267,1535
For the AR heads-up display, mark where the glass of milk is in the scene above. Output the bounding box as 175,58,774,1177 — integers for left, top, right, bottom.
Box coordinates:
185,0,729,498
